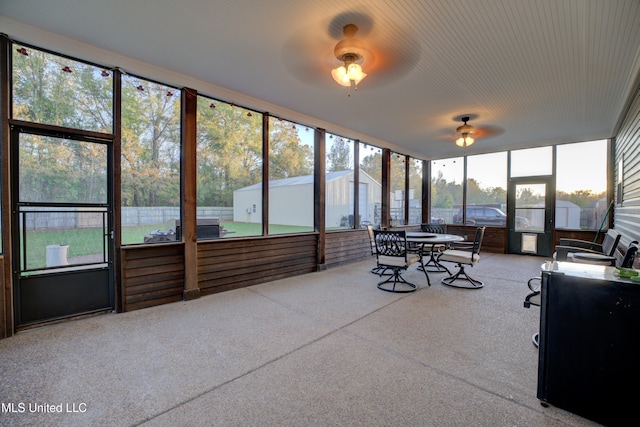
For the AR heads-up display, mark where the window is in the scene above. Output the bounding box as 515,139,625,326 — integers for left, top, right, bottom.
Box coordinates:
359,143,382,228
196,97,263,238
11,42,114,258
431,157,463,224
19,135,107,205
17,134,108,270
408,158,423,224
268,118,314,234
515,183,546,232
466,152,507,227
510,146,552,177
325,134,354,229
121,76,181,244
12,44,113,133
556,140,609,230
390,153,407,225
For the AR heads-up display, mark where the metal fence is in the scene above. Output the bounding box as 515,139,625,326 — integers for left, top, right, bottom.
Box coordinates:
24,207,234,230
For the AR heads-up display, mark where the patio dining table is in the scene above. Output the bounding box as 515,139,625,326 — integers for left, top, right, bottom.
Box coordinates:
406,232,465,274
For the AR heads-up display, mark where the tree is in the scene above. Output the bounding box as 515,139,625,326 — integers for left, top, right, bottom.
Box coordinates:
121,77,181,207
12,46,112,132
196,99,262,207
327,137,352,171
269,120,313,179
360,152,382,182
516,187,543,206
431,171,462,208
557,189,605,208
408,159,423,198
13,46,111,204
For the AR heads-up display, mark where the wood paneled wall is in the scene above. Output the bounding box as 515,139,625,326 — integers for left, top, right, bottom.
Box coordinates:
121,244,184,312
197,234,317,295
446,225,505,253
325,229,372,268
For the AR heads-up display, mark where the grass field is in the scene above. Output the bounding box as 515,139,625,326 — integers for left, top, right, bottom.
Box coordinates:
21,222,317,270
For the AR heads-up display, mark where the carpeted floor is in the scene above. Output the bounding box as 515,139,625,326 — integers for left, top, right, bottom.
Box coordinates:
0,253,602,426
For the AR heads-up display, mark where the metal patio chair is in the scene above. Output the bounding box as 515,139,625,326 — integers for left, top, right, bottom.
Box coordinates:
373,229,425,293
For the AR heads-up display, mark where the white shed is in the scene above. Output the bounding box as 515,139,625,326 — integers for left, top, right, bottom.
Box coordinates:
555,199,581,229
233,170,381,227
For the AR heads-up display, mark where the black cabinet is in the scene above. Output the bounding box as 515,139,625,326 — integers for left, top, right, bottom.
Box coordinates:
538,265,640,426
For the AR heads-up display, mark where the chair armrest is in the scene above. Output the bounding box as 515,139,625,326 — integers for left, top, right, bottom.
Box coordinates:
558,238,603,252
570,252,616,266
449,241,474,251
555,245,606,261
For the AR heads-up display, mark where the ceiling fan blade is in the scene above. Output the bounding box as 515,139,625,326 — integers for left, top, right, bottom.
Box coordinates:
281,14,422,89
473,125,505,139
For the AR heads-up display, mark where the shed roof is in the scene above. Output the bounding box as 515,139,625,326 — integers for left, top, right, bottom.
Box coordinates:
236,170,354,192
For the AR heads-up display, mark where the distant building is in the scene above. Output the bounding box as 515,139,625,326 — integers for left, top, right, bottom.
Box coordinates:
555,200,581,229
233,170,381,227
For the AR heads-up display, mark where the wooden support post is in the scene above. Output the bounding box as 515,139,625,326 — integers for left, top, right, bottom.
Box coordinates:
315,128,326,268
182,88,200,301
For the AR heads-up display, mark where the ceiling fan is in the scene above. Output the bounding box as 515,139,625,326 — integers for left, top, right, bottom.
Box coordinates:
438,114,504,147
456,116,476,147
330,24,368,93
281,13,421,90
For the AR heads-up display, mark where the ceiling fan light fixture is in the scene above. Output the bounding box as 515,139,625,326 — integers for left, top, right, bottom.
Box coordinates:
331,24,368,94
455,116,476,148
455,135,475,147
331,65,351,86
346,63,366,84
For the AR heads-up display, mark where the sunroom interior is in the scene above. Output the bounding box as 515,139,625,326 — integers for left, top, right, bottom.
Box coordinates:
2,0,640,335
2,1,640,425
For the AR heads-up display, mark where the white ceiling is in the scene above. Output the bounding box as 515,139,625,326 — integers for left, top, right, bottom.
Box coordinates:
2,0,640,160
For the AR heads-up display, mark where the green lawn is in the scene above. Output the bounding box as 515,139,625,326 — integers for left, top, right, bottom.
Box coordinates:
23,227,106,270
21,222,316,270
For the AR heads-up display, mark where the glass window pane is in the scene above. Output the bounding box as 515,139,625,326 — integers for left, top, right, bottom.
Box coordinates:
409,158,423,224
556,140,608,230
121,76,181,245
390,153,407,226
510,146,552,177
19,134,107,204
12,44,113,133
515,183,546,232
326,134,354,229
358,143,382,228
19,208,108,272
196,97,263,238
466,152,507,227
268,118,314,234
431,157,463,225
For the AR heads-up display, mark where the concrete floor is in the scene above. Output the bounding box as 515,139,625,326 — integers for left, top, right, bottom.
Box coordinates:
0,253,602,426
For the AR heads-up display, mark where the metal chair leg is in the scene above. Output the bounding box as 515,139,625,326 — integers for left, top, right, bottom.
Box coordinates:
419,257,431,286
371,265,391,276
377,267,417,293
440,264,484,289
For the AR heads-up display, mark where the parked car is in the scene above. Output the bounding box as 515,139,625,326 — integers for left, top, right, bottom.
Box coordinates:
452,206,529,228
